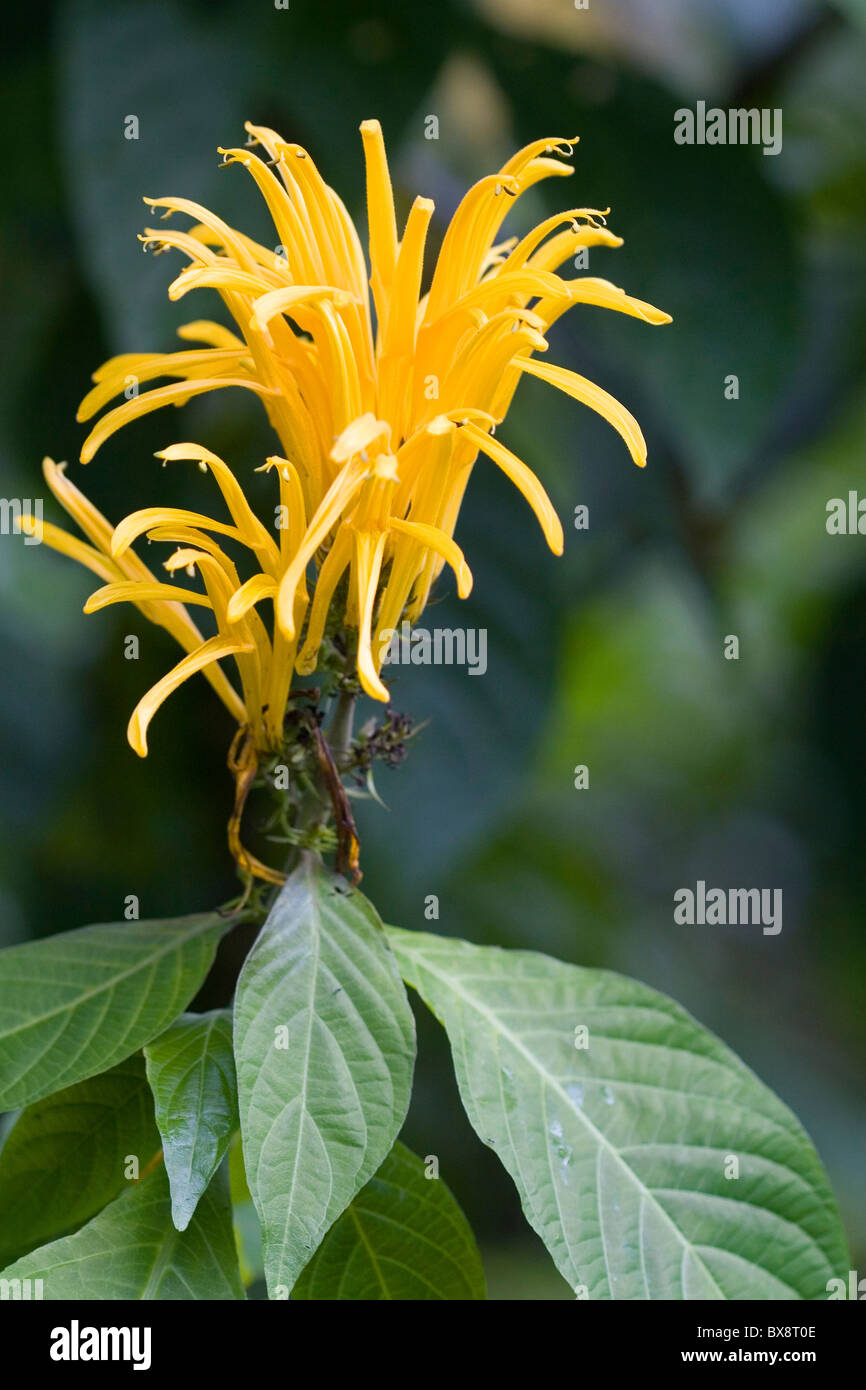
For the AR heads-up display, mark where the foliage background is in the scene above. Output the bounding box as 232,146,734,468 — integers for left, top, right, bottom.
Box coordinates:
1,0,864,1297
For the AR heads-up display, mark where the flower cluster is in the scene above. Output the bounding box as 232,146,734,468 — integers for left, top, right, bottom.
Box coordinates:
26,119,670,767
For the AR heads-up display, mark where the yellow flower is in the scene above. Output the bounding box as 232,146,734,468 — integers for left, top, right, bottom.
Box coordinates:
72,119,670,707
23,445,314,883
21,455,250,739
22,447,297,755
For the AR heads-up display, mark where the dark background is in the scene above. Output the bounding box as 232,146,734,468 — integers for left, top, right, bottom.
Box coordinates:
1,0,864,1297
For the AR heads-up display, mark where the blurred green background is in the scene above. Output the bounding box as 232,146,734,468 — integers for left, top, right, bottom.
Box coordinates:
2,0,864,1298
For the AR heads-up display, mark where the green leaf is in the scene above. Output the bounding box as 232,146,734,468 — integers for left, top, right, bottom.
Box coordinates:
234,857,415,1297
144,1009,237,1231
0,911,231,1110
0,1163,243,1299
389,929,849,1301
0,1054,160,1268
293,1141,486,1300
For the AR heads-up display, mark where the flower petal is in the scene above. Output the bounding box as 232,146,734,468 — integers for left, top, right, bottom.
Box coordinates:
111,507,244,558
21,518,119,584
295,527,352,674
360,118,399,326
352,530,389,702
78,347,248,421
459,419,564,554
249,285,358,345
275,457,367,639
155,444,281,574
226,573,278,624
388,518,473,597
176,320,246,349
519,356,648,466
127,635,253,757
80,378,274,463
330,412,392,464
84,580,211,614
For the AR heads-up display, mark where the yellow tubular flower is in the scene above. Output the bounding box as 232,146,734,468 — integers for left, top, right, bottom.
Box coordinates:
75,119,670,707
29,122,671,880
24,457,248,733
38,119,669,771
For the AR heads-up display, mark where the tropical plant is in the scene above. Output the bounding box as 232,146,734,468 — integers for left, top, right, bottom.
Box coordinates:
0,119,848,1301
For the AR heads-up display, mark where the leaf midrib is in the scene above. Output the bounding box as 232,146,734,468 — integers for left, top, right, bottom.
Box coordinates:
396,939,728,1300
0,918,221,1040
272,866,326,1281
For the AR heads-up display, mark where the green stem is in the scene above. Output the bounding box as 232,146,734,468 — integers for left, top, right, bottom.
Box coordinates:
328,688,356,771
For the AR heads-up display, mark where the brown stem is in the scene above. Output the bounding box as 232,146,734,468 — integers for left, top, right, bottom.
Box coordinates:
227,726,286,886
306,712,361,883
